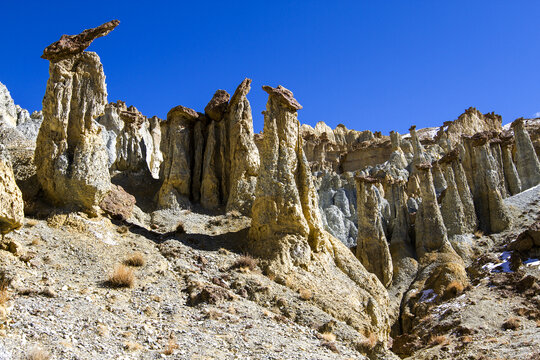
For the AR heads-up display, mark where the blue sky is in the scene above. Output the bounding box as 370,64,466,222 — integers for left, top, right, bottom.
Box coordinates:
1,1,540,134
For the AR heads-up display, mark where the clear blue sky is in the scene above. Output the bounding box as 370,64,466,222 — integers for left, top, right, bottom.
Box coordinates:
1,1,540,134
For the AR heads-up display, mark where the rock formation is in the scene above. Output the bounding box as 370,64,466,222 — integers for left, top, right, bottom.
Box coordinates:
414,163,456,257
35,21,118,213
249,84,390,343
512,118,540,190
436,107,502,148
467,134,510,233
500,133,522,195
0,146,24,239
355,175,393,287
223,79,260,214
438,149,477,236
158,79,259,214
158,105,201,208
316,172,358,248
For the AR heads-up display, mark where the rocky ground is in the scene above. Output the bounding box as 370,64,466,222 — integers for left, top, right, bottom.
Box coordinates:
0,210,366,360
0,186,538,359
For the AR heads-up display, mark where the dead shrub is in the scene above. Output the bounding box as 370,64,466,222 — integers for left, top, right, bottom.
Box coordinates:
27,347,50,360
429,335,450,346
442,280,465,300
231,255,258,271
299,288,312,300
107,264,135,288
124,252,145,267
474,230,484,238
162,334,179,355
502,317,520,330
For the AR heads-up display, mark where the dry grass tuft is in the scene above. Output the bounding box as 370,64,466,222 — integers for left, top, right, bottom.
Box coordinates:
27,347,50,360
299,288,313,300
474,230,484,238
124,252,145,267
321,332,336,342
443,280,465,300
117,225,130,234
461,335,473,343
502,317,520,330
162,334,179,355
124,341,143,352
429,335,450,346
107,264,135,288
30,238,41,246
231,255,258,271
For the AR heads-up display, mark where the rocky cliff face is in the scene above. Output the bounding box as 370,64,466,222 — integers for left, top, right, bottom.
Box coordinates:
34,21,118,213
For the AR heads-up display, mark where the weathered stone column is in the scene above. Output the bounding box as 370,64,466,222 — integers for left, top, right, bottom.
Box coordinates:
224,78,260,215
415,163,455,257
158,105,200,208
438,150,468,236
500,134,522,195
35,20,118,213
355,176,393,287
511,118,540,190
389,131,408,169
470,134,510,233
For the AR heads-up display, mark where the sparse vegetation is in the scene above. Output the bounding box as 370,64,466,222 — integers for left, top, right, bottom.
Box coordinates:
474,230,484,238
27,347,50,360
299,288,312,300
107,264,135,288
231,255,258,271
502,317,521,330
124,252,145,267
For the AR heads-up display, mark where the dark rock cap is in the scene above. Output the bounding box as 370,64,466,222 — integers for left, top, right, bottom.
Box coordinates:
204,89,231,122
355,175,379,184
42,20,120,62
438,148,460,165
262,85,302,111
167,105,199,121
416,162,432,171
